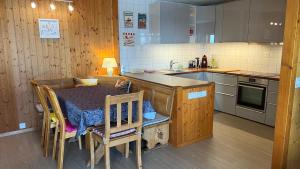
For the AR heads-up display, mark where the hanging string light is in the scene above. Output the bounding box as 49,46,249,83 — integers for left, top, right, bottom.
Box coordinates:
50,2,56,11
68,2,74,12
30,1,74,11
31,1,37,9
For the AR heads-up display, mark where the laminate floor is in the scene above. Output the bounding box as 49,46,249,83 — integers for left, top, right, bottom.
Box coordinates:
0,112,274,169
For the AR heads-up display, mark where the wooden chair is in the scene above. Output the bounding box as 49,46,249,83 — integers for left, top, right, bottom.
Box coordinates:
42,85,82,169
31,80,58,157
89,91,144,169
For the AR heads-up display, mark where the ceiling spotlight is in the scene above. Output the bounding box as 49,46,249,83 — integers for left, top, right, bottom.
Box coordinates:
68,3,74,12
31,1,37,9
50,2,56,11
270,22,274,26
274,22,278,26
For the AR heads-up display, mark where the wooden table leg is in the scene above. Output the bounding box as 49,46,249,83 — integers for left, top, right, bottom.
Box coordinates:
87,144,104,167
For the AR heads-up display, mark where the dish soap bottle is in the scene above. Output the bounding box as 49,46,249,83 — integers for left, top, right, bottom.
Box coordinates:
210,55,218,68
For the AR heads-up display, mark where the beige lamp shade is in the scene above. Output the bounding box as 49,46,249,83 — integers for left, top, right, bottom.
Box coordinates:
102,58,118,68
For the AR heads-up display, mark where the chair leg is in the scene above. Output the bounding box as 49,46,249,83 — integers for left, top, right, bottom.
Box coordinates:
52,123,59,160
44,119,51,157
125,143,130,158
104,145,110,169
89,133,95,169
57,137,65,169
136,138,142,169
41,112,46,147
78,136,82,150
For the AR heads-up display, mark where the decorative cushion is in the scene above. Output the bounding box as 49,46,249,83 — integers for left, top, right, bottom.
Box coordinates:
74,78,98,87
115,78,131,93
35,104,44,113
50,113,58,123
92,125,137,139
143,111,157,120
143,113,169,127
65,119,77,133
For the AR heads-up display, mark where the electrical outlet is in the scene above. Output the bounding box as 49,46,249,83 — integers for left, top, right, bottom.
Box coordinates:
19,122,26,129
296,77,300,88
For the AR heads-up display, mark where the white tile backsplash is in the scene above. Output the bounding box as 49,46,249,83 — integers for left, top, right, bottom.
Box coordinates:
119,0,283,74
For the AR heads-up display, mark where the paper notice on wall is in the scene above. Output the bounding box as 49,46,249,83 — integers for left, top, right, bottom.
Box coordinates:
123,32,135,47
296,77,300,88
124,11,133,28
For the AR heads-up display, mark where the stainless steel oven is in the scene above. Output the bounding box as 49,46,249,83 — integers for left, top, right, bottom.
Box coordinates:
237,76,268,112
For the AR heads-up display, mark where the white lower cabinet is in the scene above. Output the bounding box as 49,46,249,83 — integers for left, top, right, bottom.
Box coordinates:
215,93,236,115
236,106,266,123
265,80,279,127
266,104,277,126
213,73,237,114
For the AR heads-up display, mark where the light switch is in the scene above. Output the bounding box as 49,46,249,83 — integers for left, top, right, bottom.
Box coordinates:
19,122,26,129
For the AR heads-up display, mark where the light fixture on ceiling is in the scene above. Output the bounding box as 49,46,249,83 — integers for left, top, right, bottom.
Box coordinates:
68,2,74,12
50,2,56,11
31,1,37,9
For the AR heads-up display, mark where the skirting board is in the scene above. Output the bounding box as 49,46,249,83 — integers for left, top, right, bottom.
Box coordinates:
0,128,37,138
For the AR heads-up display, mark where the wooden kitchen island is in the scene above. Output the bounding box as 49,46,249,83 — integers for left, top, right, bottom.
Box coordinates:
124,73,215,148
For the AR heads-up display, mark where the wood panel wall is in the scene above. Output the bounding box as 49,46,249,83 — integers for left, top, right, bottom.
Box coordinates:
0,0,119,133
272,0,300,168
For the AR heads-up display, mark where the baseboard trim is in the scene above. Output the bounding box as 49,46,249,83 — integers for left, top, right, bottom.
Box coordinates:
0,128,37,138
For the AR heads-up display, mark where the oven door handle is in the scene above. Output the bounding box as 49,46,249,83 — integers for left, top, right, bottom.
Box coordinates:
238,84,266,90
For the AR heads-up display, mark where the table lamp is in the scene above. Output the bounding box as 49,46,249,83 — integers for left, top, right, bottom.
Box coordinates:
102,58,118,76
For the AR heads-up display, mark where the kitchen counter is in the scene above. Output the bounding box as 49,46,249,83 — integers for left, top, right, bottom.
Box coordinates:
125,72,215,147
162,68,280,81
123,72,212,88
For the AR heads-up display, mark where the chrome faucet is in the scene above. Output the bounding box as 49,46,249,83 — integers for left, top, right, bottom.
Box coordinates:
169,60,178,70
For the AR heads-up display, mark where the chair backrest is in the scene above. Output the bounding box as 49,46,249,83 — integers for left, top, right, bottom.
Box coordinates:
42,85,66,135
104,91,144,139
31,80,51,116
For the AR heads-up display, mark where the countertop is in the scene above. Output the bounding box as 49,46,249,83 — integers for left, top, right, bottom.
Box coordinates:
123,73,212,88
123,68,280,88
163,68,280,81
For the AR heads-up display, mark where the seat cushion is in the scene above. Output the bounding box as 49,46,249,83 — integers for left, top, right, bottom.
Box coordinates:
143,113,169,127
92,125,136,139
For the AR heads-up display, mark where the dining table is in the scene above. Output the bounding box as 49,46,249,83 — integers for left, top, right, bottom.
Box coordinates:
54,85,155,165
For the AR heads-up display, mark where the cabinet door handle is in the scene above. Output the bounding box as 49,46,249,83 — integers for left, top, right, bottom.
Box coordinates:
216,92,235,97
215,82,236,87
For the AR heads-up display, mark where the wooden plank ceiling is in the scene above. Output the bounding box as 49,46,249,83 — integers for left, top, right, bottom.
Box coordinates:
0,0,119,132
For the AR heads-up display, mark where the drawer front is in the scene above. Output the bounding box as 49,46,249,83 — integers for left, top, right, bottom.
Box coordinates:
175,73,200,80
268,80,279,92
215,84,237,96
236,106,266,123
265,104,277,127
213,73,237,86
267,92,278,105
215,93,236,115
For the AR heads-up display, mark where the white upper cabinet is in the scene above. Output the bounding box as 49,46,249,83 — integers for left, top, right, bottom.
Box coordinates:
216,0,251,42
196,6,216,43
149,2,195,44
149,0,286,44
248,0,286,43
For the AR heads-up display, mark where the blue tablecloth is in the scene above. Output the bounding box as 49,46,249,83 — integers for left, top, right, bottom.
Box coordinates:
55,85,155,136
